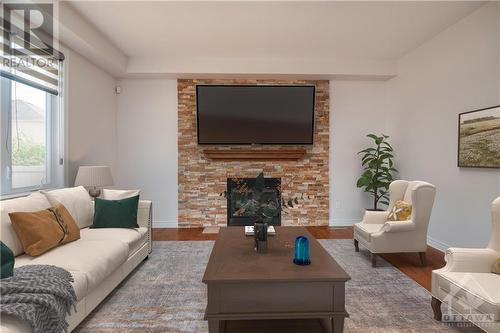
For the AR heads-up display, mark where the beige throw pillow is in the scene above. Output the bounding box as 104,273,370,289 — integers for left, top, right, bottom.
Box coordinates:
42,186,93,229
492,258,500,275
102,189,141,200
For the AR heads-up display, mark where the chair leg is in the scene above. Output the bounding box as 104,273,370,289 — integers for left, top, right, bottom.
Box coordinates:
419,252,426,266
354,239,359,252
371,252,377,267
431,297,442,321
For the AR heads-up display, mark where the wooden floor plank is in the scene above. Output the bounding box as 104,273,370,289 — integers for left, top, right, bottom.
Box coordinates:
152,226,444,291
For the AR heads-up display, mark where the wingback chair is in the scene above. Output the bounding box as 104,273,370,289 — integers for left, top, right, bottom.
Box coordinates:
431,197,500,333
353,180,437,267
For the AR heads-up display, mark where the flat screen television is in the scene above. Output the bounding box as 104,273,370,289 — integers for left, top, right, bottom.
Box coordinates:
196,85,315,144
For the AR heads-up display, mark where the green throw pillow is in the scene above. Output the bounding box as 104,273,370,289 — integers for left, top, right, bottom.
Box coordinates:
92,195,139,229
1,241,15,279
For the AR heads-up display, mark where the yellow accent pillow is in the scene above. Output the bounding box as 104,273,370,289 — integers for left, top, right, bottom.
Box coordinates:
493,258,500,275
387,200,412,221
9,204,80,257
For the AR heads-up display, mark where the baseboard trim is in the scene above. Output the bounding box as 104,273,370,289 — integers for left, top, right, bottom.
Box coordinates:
329,218,359,227
427,236,450,252
153,220,178,228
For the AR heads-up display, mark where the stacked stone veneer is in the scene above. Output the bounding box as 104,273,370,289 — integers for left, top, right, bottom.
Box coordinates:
178,79,329,227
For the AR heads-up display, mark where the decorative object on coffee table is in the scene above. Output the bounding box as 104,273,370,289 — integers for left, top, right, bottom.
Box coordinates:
254,221,268,253
74,166,114,199
294,236,311,265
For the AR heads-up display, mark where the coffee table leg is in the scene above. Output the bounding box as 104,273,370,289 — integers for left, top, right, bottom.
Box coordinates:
333,317,345,333
208,319,226,333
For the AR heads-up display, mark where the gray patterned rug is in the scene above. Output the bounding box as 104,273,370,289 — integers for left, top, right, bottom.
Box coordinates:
75,240,480,333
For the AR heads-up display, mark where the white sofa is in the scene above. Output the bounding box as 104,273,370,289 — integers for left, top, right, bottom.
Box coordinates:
353,180,436,267
431,197,500,333
0,187,152,333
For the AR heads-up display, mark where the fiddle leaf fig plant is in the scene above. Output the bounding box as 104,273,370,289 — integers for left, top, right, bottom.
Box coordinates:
356,134,397,211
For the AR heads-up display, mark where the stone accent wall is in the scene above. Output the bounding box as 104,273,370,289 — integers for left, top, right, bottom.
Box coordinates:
178,79,329,227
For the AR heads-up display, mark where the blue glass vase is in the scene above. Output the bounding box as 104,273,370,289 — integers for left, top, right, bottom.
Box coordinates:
293,236,311,265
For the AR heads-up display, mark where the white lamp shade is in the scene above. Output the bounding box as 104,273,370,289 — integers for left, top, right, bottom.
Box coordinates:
74,166,114,187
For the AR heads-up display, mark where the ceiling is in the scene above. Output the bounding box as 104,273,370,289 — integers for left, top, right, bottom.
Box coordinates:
69,1,482,60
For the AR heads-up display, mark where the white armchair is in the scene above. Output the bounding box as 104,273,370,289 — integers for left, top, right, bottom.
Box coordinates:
353,180,437,267
431,197,500,333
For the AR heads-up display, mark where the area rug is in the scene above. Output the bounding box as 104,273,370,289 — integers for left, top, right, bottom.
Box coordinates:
75,240,480,333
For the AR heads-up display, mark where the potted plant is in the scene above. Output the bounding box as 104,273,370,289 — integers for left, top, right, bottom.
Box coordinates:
356,134,397,211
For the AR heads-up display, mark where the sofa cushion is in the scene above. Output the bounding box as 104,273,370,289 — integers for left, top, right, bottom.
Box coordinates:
1,241,14,278
66,270,88,301
80,227,148,256
1,192,52,256
92,196,139,229
435,271,500,320
42,186,93,229
102,189,140,200
14,239,128,292
354,223,384,242
9,204,80,257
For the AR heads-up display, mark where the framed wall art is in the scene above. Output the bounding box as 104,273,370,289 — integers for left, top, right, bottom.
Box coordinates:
458,105,500,168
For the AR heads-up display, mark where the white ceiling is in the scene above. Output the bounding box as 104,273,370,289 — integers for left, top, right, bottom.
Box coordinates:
69,1,482,60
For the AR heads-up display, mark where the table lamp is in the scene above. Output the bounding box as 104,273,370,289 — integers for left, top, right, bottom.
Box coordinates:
74,166,114,199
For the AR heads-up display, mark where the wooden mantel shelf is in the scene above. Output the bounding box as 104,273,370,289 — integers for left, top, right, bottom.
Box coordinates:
203,148,307,161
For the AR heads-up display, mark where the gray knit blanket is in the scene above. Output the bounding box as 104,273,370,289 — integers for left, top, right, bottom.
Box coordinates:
1,265,77,333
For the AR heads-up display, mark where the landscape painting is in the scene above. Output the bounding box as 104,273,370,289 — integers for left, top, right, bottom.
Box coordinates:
458,105,500,168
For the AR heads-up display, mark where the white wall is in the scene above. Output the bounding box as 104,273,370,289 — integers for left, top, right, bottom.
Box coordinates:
329,81,392,226
388,2,500,249
115,79,178,227
329,3,500,251
66,50,117,185
65,55,178,226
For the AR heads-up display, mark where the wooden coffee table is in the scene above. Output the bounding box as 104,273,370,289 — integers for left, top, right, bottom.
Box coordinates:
202,227,350,333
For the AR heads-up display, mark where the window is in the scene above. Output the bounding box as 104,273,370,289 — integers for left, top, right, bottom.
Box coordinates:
1,6,65,197
1,77,64,196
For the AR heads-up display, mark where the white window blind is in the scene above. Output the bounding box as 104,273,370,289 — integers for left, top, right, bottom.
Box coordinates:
0,16,64,96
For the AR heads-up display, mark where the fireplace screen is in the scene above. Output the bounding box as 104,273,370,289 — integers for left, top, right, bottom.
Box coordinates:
226,177,281,226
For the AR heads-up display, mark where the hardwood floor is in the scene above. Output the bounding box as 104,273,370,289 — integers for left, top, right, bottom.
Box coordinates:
378,246,445,291
151,226,354,241
152,226,445,291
